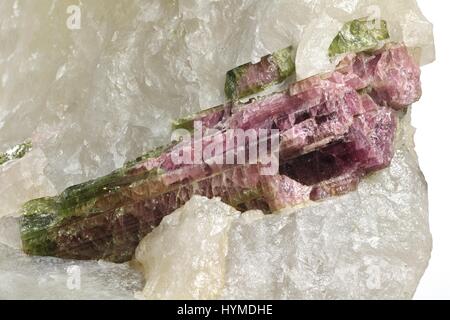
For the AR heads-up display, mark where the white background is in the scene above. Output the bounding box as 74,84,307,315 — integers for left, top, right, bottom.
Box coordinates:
412,1,450,300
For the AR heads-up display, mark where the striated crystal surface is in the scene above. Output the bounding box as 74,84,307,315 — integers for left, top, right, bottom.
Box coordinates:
136,112,431,300
0,0,434,210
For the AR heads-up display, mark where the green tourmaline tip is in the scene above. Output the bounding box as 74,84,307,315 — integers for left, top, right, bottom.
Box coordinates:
20,197,59,257
224,46,295,100
329,18,390,58
0,140,33,166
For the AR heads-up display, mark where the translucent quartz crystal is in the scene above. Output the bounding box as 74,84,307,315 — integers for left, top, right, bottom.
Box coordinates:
135,197,240,300
0,243,143,300
136,113,431,300
0,217,21,249
0,149,56,218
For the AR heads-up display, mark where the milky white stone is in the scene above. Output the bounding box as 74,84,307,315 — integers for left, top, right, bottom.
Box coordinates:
0,148,57,217
0,243,143,300
0,217,21,249
135,196,241,300
295,14,343,80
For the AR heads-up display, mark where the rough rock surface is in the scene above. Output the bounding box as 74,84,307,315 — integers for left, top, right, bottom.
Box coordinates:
0,243,143,300
135,197,240,300
0,215,143,299
0,149,57,218
136,112,431,300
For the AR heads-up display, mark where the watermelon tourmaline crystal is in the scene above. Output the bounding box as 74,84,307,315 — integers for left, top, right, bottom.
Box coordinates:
20,44,421,262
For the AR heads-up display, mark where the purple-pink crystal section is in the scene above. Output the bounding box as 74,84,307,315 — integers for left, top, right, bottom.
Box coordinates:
133,44,417,208
26,44,422,262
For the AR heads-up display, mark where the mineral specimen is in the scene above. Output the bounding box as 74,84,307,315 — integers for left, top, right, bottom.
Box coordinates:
20,45,419,262
136,111,431,300
0,0,434,300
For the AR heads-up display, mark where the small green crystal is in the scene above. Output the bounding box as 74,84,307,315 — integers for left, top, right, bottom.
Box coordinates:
225,46,295,100
0,140,33,166
329,18,390,57
20,197,59,257
172,105,227,132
